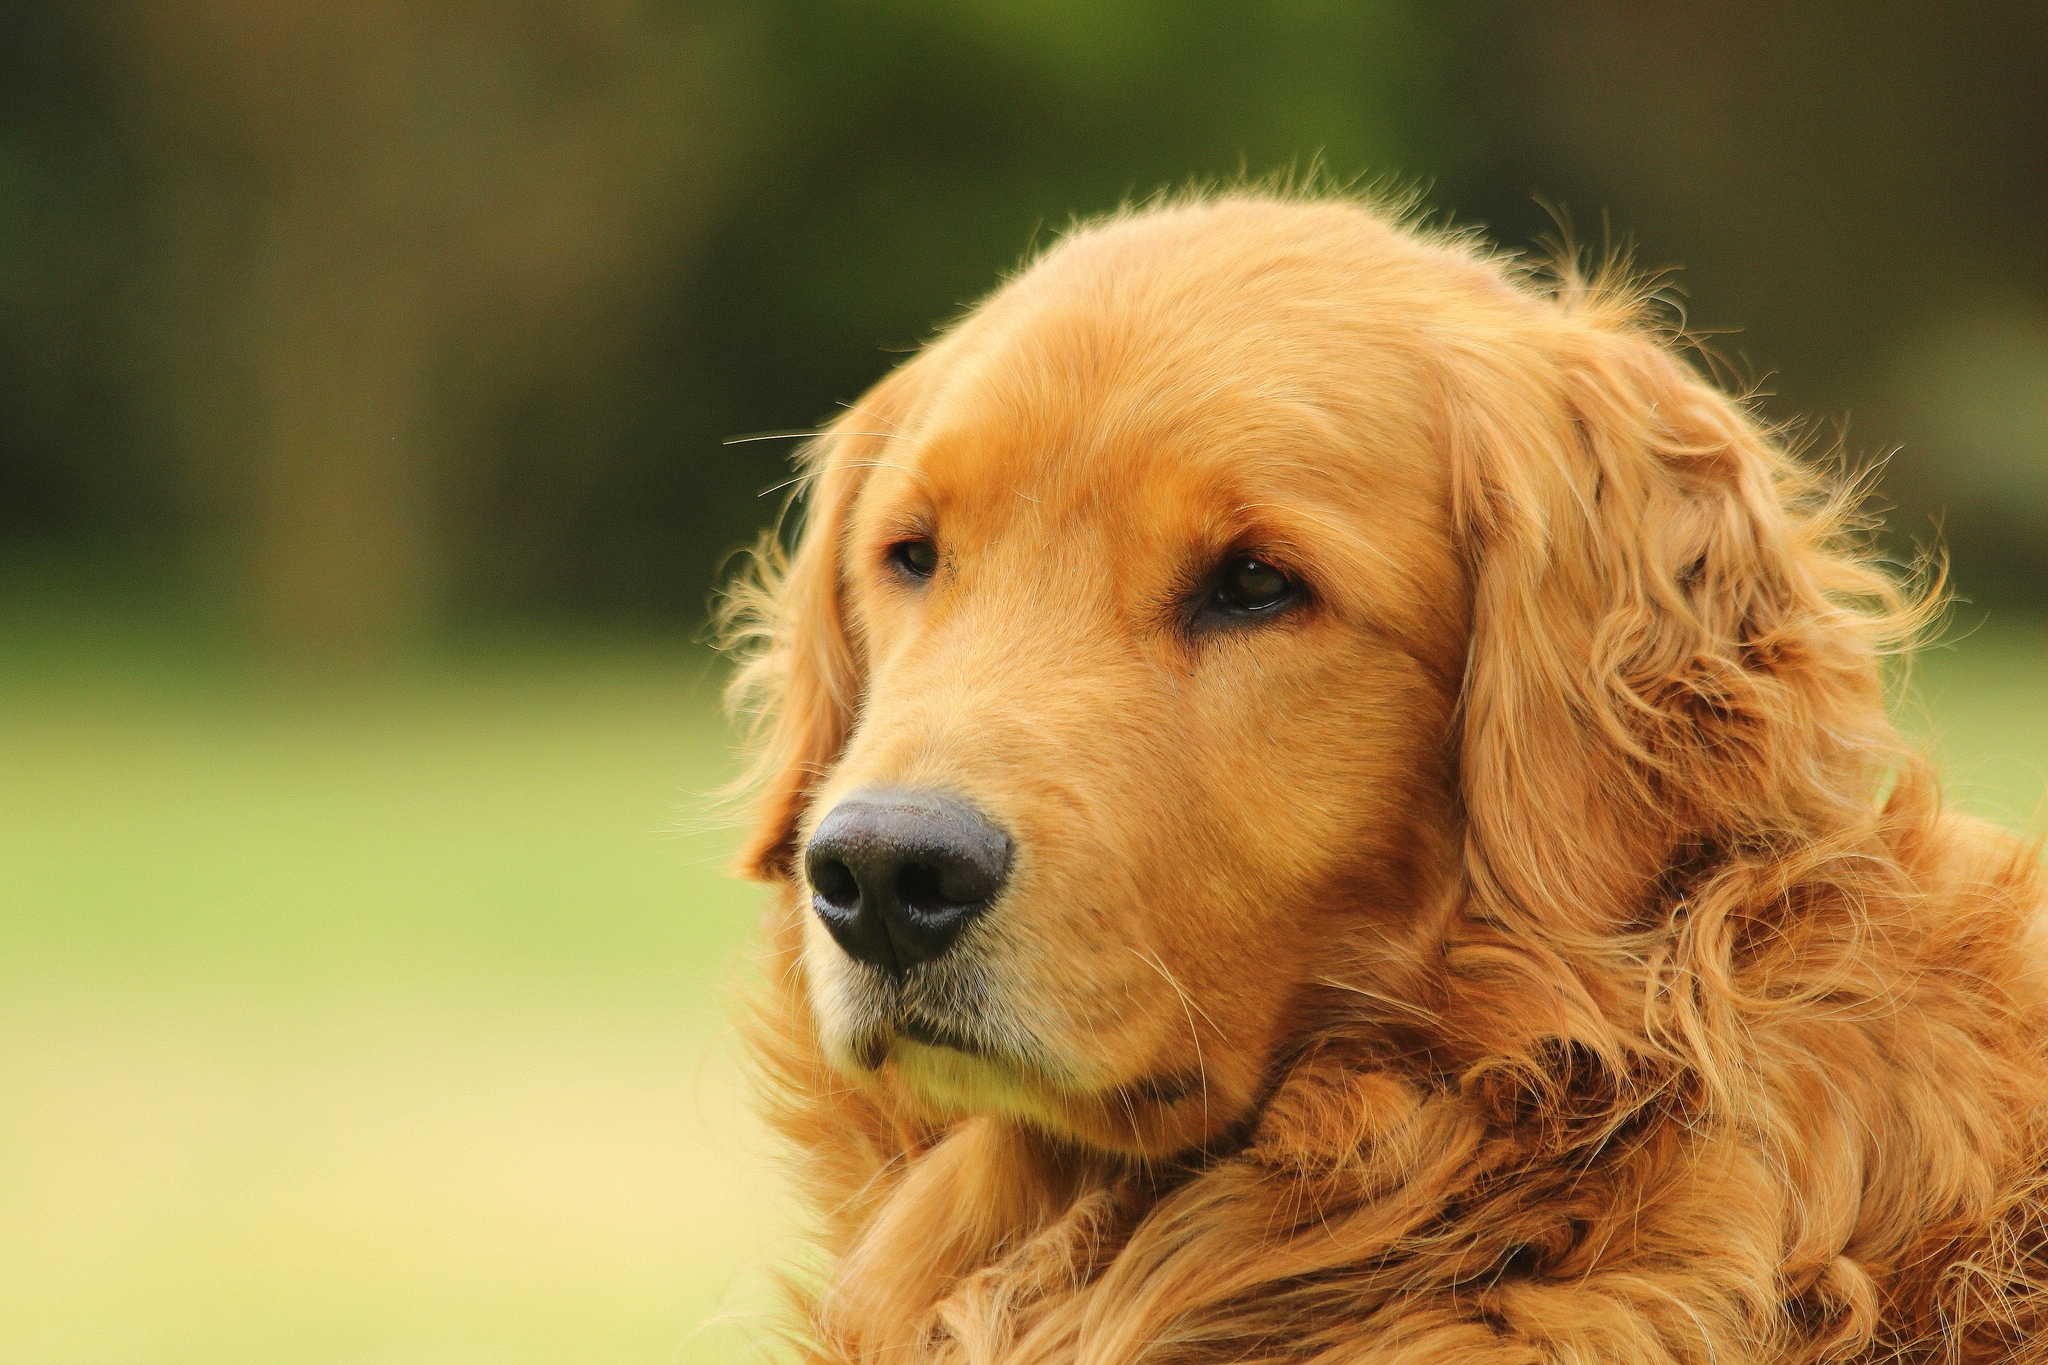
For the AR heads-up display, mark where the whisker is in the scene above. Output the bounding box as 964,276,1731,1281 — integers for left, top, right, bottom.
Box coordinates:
1127,945,1214,1138
755,473,813,498
723,428,826,445
722,428,910,446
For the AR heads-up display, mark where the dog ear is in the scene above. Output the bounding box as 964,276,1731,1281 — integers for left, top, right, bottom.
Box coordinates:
1445,301,1913,952
723,360,930,881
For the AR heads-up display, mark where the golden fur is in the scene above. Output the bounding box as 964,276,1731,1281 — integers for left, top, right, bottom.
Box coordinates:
719,192,2048,1364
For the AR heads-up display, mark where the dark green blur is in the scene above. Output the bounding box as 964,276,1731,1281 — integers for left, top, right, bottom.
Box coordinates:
3,2,2044,659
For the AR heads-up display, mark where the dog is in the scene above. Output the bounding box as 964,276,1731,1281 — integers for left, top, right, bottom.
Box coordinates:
718,192,2048,1363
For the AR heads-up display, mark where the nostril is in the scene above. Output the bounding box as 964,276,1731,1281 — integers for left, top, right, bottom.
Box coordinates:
898,859,1000,913
812,858,861,912
938,855,1003,905
895,863,953,916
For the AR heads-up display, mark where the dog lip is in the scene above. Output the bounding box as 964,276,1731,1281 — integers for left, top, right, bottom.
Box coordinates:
853,1030,891,1071
897,1014,987,1057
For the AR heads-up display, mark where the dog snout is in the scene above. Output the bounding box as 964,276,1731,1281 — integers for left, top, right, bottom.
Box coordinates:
805,792,1013,974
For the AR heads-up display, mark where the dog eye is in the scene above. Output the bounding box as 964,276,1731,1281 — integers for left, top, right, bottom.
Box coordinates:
1212,556,1296,614
890,539,939,580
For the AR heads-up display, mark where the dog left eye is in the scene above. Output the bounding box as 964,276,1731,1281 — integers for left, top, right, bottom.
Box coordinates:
890,539,939,580
1211,557,1297,614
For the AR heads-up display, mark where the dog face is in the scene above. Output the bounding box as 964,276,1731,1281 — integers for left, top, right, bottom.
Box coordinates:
745,203,1503,1155
726,197,2048,1365
734,196,1831,1158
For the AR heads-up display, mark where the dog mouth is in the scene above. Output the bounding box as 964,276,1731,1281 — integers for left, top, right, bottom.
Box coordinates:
830,959,1209,1128
895,1012,989,1057
871,1010,1202,1109
831,975,1231,1150
846,999,1005,1071
834,952,1013,1068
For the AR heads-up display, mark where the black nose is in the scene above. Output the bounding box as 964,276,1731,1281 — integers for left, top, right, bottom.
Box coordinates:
804,792,1012,974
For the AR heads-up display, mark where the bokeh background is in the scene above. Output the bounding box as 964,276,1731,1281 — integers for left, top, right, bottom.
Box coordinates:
4,3,2044,1362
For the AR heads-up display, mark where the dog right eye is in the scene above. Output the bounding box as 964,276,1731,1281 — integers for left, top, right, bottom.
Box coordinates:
1187,554,1306,633
1211,556,1299,614
890,539,939,580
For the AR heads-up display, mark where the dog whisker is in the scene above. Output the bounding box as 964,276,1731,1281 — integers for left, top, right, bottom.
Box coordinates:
1126,945,1214,1139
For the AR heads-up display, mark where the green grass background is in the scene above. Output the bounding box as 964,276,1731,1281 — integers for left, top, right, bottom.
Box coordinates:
3,603,2043,1365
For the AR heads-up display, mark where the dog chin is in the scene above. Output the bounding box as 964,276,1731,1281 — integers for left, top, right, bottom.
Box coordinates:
868,1032,1231,1156
809,959,1231,1152
825,1015,1108,1140
887,1037,1070,1126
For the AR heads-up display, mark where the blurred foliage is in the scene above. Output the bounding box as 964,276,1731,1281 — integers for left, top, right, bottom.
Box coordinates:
0,0,2043,661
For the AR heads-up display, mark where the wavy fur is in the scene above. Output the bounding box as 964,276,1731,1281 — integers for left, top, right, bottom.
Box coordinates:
718,191,2048,1364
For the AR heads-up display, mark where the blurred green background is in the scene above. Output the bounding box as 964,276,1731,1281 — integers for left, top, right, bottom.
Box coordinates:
2,3,2043,1362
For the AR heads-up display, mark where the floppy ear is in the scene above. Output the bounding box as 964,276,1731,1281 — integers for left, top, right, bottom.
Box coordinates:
723,360,931,881
1446,302,1910,950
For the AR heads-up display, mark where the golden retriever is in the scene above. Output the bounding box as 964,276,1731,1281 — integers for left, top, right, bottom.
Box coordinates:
719,192,2048,1364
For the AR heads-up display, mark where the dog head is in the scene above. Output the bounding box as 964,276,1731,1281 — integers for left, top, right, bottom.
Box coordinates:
726,195,1899,1158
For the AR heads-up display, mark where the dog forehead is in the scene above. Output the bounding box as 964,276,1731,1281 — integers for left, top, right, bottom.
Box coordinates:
929,215,1453,487
877,376,1323,554
868,322,1435,553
